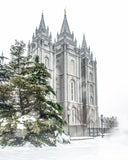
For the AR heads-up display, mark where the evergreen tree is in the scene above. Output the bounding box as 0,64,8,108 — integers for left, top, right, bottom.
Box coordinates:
0,41,66,147
0,52,17,146
20,56,66,146
4,40,32,114
0,56,10,112
0,58,9,83
0,40,28,146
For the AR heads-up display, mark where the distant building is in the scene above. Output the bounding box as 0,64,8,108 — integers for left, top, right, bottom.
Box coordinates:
28,11,99,136
103,116,118,129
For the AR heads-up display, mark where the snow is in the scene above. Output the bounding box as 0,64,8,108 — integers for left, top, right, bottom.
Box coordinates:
16,115,37,129
0,129,128,160
56,132,70,144
0,118,8,126
17,123,26,130
18,115,36,123
0,115,37,129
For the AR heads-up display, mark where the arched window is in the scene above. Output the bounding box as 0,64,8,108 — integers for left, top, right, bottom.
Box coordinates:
71,80,75,101
70,60,74,74
90,96,94,105
32,43,35,49
40,39,43,46
56,65,61,74
89,72,93,81
90,85,93,93
45,57,49,68
71,107,76,124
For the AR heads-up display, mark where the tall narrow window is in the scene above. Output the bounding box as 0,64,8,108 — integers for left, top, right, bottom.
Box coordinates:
71,80,75,101
32,43,35,49
70,60,74,74
89,72,93,81
45,57,49,68
40,39,43,46
90,85,93,93
90,96,94,105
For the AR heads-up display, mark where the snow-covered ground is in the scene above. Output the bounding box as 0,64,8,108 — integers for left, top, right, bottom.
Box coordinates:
0,129,128,160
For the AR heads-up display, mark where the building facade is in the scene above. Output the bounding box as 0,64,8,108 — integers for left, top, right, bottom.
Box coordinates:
28,11,99,136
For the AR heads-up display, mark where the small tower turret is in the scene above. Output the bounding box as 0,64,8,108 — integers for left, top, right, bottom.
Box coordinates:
75,38,77,46
32,33,35,40
35,27,38,35
60,9,71,34
81,34,87,49
91,52,93,61
0,51,4,65
39,12,46,32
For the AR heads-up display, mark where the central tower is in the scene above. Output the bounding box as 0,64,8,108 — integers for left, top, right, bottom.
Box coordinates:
55,11,83,126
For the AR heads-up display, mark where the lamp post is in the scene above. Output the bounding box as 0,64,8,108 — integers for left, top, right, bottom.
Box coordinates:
101,114,104,138
67,108,70,136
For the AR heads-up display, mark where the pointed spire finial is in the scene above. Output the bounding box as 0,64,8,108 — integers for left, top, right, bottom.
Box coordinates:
49,32,52,40
64,9,66,15
94,58,97,66
36,27,38,35
60,9,71,34
0,51,8,65
2,50,3,57
82,33,87,49
32,33,34,39
39,11,46,31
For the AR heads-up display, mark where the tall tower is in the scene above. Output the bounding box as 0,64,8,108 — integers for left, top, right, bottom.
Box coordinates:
55,10,83,126
81,34,99,128
28,13,56,100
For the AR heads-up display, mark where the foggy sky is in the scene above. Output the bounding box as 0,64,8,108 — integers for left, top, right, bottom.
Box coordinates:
0,0,128,127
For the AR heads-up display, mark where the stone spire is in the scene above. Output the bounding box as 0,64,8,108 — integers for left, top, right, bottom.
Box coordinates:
81,34,87,49
0,52,2,65
60,9,71,34
0,51,7,65
35,27,38,35
39,12,46,31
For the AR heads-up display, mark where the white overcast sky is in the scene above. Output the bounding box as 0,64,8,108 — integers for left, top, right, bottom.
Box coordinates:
0,0,128,127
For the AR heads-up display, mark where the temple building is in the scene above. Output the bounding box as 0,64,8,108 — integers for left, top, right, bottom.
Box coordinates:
28,11,99,136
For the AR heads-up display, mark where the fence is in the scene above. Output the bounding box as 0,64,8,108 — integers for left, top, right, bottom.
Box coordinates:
64,125,111,137
88,128,110,137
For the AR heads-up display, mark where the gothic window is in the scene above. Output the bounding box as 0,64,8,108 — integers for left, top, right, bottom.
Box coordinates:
32,43,35,49
89,72,93,81
40,39,43,46
57,59,59,63
70,60,74,74
71,107,76,124
90,96,94,105
56,65,61,74
45,57,49,68
90,85,93,93
71,80,75,101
